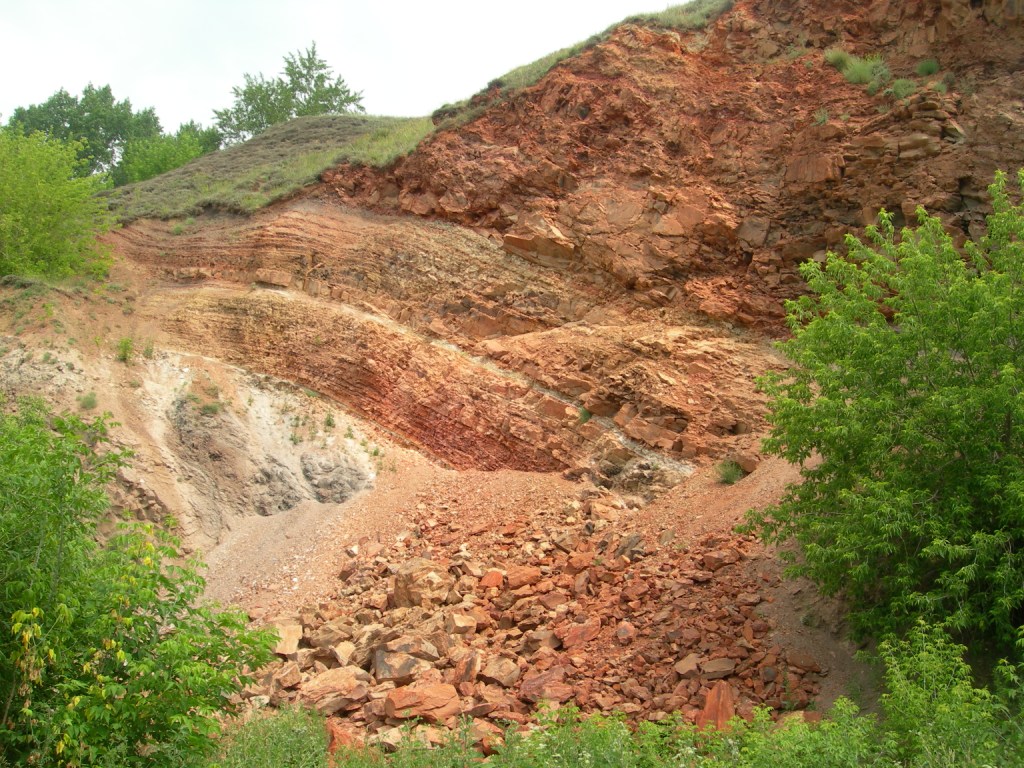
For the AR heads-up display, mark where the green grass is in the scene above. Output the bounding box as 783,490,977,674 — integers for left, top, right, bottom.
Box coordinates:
916,58,940,77
823,47,853,71
213,707,328,768
336,116,434,167
621,0,734,31
715,459,745,484
106,114,433,221
886,78,916,99
841,56,876,84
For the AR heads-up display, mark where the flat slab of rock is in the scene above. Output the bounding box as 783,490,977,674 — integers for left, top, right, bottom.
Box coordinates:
300,666,372,714
558,617,602,648
385,683,462,724
701,657,736,680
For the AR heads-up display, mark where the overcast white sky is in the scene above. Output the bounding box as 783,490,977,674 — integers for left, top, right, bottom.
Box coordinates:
1,0,670,131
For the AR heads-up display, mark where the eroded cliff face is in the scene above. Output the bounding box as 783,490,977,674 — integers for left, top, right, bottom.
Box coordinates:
322,0,1023,329
116,203,774,480
106,0,1023,505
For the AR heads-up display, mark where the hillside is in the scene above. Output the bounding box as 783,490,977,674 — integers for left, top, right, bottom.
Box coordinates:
3,0,1023,751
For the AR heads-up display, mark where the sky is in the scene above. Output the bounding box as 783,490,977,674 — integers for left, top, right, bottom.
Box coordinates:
1,0,672,132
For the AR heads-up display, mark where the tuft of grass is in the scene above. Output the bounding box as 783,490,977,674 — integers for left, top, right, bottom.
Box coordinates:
813,107,829,126
824,47,853,71
715,459,745,485
324,412,335,429
77,391,97,410
842,56,876,85
578,406,592,424
200,402,222,416
827,50,892,96
886,78,917,99
916,58,940,76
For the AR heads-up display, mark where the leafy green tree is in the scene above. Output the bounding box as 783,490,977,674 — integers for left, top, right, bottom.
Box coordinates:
0,129,112,278
214,43,363,144
115,122,221,185
747,171,1024,652
283,43,362,117
7,84,161,175
0,400,273,766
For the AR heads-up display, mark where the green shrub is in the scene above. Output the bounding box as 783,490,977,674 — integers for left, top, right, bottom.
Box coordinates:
324,412,335,429
916,58,940,77
715,459,745,485
117,130,207,185
880,623,1024,766
76,390,97,410
0,400,273,766
0,130,112,279
813,108,829,125
746,171,1024,651
578,407,592,424
116,336,134,363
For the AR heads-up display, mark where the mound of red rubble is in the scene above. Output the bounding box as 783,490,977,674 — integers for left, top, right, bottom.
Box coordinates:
245,496,826,748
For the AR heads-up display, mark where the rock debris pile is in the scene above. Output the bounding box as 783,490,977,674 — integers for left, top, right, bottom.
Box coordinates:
247,496,825,747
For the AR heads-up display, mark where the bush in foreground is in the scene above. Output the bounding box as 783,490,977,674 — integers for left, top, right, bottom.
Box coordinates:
0,399,273,766
0,130,112,279
745,171,1024,652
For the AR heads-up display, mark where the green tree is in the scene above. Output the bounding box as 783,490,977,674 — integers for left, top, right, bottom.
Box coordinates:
214,43,363,144
0,129,112,278
746,171,1024,652
115,122,221,185
8,84,162,175
0,400,273,766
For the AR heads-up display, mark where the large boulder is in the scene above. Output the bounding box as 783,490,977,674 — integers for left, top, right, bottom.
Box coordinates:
300,666,372,714
391,559,456,608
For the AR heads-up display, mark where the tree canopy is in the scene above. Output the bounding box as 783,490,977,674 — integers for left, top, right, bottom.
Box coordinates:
114,121,222,186
7,84,162,176
0,128,112,278
747,171,1024,653
214,42,363,144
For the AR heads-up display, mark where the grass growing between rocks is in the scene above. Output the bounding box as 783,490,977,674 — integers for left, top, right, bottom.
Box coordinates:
107,114,432,221
213,707,329,768
212,626,1024,767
